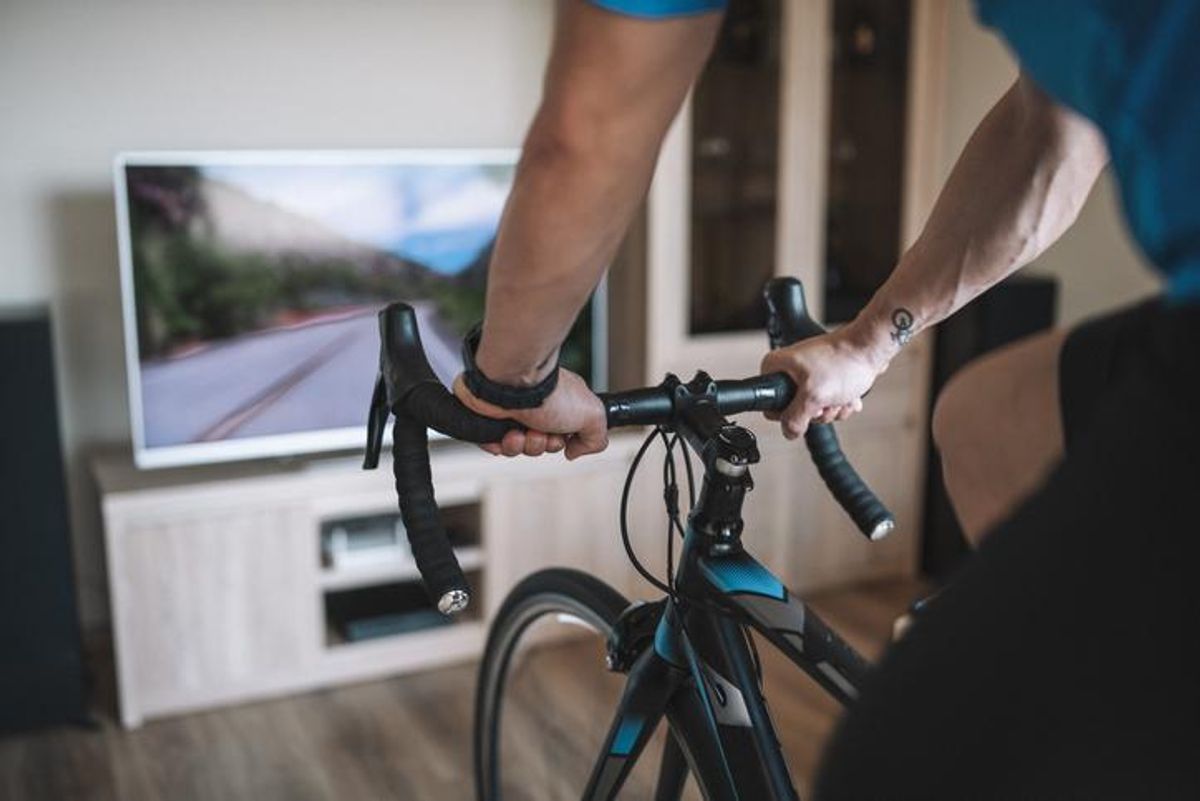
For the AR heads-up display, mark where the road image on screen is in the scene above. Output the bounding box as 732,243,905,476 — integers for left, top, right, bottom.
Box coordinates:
122,156,592,457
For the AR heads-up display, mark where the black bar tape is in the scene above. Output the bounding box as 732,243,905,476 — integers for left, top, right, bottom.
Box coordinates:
371,301,524,617
804,423,895,540
391,416,470,615
403,382,521,443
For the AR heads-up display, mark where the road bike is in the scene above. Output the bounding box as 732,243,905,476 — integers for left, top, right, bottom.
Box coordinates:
364,278,895,800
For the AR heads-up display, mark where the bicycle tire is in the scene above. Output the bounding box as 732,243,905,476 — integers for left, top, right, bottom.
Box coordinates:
474,568,635,801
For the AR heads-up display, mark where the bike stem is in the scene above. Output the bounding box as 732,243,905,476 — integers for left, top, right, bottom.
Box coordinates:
669,372,761,557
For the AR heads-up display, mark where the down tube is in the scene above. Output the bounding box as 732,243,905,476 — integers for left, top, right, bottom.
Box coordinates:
581,647,683,800
695,549,870,706
655,600,796,800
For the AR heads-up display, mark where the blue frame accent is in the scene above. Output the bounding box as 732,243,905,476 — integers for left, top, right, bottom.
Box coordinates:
610,715,644,756
653,607,686,668
698,551,786,600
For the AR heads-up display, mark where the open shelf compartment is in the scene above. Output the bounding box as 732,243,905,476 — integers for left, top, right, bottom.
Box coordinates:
319,502,483,648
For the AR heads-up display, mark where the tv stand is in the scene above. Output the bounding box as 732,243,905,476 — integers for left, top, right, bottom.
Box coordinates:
91,437,654,728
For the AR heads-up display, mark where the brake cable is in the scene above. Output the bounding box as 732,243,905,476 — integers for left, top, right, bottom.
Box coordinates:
620,426,764,682
619,428,675,597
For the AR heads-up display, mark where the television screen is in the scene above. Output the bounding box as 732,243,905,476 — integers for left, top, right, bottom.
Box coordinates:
115,151,602,468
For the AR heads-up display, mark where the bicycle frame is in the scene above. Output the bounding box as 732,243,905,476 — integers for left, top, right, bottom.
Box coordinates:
582,524,870,801
564,371,876,801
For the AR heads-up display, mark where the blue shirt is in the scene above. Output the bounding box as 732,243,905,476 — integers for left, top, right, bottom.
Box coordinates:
976,0,1200,303
590,0,724,18
591,0,1200,303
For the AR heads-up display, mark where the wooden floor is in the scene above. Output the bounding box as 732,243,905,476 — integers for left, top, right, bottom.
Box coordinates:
0,579,921,801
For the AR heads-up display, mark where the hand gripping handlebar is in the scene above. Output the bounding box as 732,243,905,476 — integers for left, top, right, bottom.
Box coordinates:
362,306,519,615
763,278,895,541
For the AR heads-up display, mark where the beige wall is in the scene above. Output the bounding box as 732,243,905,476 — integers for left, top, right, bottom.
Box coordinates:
0,0,553,628
938,1,1161,326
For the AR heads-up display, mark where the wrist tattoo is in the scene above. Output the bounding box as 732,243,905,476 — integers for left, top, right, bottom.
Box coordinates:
890,308,914,346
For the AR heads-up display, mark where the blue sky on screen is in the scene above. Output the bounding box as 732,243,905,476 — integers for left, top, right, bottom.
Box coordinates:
204,162,513,273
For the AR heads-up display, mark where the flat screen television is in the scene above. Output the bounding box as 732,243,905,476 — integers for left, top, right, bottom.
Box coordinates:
114,150,605,469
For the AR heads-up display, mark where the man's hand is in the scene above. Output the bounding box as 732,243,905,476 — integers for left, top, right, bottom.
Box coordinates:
760,328,886,439
452,369,608,460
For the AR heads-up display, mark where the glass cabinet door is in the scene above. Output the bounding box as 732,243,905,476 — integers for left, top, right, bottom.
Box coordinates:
689,0,782,335
687,0,911,331
824,0,912,322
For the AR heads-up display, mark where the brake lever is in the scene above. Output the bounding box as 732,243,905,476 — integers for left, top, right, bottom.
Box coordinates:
363,374,389,470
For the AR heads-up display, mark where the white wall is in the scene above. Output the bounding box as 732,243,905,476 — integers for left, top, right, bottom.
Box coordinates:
938,1,1161,326
0,0,553,628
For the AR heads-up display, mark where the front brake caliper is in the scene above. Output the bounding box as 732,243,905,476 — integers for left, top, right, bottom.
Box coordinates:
605,599,667,673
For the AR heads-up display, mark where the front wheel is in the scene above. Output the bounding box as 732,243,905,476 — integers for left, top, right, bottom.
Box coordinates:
475,569,682,800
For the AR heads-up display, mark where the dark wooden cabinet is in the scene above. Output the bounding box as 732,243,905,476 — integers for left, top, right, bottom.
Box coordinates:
0,308,87,733
825,0,912,322
690,0,783,335
688,0,913,330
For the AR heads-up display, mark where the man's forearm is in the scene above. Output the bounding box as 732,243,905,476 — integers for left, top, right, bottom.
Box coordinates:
474,1,721,387
844,76,1108,371
475,123,656,385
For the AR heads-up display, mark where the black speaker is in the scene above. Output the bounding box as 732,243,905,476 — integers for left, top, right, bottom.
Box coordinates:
922,276,1058,579
0,307,87,732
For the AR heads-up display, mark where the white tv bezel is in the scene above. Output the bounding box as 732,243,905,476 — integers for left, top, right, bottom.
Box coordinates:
114,149,607,470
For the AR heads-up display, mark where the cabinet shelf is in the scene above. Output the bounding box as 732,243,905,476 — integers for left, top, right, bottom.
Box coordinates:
322,567,484,648
318,546,485,592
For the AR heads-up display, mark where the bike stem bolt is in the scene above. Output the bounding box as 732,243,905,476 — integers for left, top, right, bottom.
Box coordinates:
715,457,748,477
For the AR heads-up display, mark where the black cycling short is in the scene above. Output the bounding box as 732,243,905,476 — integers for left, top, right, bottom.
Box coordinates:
816,298,1200,800
1058,297,1163,453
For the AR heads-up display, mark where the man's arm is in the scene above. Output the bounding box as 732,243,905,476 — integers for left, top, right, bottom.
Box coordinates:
455,0,722,458
764,75,1109,437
